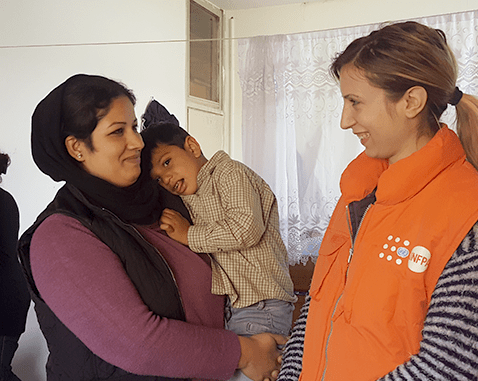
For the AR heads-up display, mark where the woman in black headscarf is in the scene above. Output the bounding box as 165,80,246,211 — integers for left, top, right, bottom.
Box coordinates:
0,153,30,381
18,74,285,381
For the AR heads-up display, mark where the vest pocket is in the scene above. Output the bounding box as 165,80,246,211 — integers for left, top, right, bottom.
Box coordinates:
309,233,349,300
342,255,428,332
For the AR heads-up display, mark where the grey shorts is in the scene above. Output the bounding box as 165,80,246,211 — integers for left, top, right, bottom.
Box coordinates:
224,298,294,337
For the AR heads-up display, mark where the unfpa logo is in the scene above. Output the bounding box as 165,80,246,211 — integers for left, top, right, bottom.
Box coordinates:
377,235,430,274
408,246,431,273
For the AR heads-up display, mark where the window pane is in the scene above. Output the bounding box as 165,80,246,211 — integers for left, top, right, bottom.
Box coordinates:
190,1,219,102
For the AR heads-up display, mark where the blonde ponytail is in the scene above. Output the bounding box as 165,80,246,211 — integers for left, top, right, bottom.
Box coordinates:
456,93,478,170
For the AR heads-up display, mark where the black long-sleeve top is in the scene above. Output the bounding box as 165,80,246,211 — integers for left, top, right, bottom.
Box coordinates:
0,187,30,336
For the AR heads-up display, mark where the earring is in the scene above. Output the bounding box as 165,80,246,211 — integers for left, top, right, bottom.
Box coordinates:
77,153,82,159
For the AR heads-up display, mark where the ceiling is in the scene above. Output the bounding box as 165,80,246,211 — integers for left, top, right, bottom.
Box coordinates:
208,0,324,10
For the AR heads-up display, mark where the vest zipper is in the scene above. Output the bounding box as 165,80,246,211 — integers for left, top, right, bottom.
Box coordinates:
321,294,342,381
346,203,372,264
101,208,186,317
321,203,372,380
346,205,354,263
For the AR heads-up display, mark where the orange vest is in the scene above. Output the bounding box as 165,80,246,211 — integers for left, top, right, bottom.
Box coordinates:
300,127,478,381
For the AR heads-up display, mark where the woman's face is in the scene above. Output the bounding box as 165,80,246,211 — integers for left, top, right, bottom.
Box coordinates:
78,96,144,187
339,64,425,165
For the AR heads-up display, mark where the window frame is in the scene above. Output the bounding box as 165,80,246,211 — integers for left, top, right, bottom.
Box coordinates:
188,0,224,113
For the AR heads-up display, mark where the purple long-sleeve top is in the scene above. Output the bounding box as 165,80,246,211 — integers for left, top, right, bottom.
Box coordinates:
30,213,241,379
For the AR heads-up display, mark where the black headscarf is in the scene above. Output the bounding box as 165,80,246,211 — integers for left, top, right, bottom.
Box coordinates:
31,74,163,224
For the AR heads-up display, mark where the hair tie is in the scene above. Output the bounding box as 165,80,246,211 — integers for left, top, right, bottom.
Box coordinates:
449,87,463,106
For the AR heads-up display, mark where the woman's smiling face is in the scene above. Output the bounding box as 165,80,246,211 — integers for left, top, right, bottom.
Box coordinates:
76,96,144,187
339,64,426,165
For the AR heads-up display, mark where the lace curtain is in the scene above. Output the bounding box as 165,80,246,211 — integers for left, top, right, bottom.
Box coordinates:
238,10,478,265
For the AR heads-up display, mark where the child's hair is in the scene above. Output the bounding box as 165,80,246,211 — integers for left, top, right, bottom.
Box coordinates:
330,21,478,169
0,152,11,183
140,122,190,176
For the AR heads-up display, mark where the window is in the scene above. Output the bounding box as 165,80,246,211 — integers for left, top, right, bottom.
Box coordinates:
187,0,226,158
189,0,222,106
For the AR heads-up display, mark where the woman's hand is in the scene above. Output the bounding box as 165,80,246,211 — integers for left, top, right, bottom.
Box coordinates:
237,333,287,381
159,208,190,245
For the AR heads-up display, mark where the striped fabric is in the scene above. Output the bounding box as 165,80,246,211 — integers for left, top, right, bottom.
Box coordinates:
278,222,478,381
277,294,309,380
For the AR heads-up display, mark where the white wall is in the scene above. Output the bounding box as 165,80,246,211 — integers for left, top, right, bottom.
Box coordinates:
225,0,478,158
1,1,188,379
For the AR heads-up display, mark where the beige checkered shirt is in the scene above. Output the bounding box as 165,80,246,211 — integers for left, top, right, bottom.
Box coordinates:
181,151,296,308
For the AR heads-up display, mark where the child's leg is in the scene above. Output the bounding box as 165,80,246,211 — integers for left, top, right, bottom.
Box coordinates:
225,299,294,381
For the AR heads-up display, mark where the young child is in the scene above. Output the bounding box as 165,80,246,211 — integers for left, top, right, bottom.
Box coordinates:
140,121,296,370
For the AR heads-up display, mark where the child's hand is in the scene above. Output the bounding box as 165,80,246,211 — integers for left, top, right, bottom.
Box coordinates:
160,208,190,245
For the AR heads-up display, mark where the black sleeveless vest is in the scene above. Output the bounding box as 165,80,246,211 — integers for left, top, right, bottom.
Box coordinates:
18,184,187,380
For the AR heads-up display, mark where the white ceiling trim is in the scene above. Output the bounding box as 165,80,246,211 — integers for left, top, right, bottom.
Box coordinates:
206,0,325,11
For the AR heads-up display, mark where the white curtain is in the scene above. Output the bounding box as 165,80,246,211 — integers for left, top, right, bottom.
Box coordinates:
238,10,478,265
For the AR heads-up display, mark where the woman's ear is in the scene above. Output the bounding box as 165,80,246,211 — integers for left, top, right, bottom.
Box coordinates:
65,135,85,162
403,86,428,119
184,136,203,159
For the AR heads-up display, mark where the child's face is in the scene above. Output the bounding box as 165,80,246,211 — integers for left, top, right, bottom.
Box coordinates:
150,139,203,196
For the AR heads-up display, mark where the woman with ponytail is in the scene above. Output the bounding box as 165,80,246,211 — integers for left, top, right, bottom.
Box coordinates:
278,21,478,381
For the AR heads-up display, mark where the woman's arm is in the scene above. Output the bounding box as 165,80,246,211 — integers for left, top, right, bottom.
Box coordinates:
276,295,309,381
378,223,478,380
0,189,30,336
31,214,240,380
